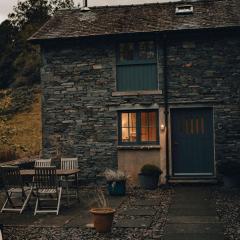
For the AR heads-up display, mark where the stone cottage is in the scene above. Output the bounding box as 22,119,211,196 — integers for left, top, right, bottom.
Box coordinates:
30,0,240,184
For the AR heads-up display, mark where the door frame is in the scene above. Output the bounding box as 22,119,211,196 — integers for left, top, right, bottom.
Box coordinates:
168,105,216,178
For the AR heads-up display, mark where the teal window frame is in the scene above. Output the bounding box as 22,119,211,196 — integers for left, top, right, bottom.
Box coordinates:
118,110,159,145
116,41,158,91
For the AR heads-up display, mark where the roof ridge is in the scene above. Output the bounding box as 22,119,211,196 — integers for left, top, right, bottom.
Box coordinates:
56,0,224,12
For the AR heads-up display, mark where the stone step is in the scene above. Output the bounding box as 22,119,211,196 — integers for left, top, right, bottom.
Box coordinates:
168,207,216,216
165,223,224,234
170,202,216,209
163,233,224,240
168,216,220,224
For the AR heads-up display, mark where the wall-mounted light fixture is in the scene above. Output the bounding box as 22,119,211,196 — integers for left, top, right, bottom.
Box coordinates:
160,124,165,131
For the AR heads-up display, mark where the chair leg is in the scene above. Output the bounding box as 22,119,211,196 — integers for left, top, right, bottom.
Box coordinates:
66,177,70,207
34,197,39,216
1,192,13,212
20,188,33,214
56,188,62,215
75,174,80,201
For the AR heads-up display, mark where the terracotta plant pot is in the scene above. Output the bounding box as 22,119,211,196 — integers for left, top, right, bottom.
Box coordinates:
90,208,116,233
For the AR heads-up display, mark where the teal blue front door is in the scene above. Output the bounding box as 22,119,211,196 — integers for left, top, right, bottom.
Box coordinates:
171,108,214,176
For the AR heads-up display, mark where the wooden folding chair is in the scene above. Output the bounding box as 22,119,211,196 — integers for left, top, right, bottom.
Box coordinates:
34,166,62,215
0,166,32,214
34,159,51,167
60,158,79,202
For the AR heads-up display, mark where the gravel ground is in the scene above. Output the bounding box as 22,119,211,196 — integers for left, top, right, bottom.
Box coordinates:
3,187,173,240
215,187,240,240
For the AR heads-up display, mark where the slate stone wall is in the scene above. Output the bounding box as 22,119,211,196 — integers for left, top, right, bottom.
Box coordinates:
40,38,164,182
167,35,240,166
40,33,240,182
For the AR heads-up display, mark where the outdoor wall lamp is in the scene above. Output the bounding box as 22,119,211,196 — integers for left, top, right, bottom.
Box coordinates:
160,124,165,131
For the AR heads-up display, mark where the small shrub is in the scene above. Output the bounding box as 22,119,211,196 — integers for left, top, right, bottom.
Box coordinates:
140,164,162,176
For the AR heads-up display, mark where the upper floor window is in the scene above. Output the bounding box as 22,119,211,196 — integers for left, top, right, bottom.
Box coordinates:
116,41,157,91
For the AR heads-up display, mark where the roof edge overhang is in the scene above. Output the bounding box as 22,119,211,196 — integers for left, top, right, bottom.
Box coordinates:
28,25,240,45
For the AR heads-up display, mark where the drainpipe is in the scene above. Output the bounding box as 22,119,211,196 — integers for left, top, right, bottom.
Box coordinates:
163,33,170,183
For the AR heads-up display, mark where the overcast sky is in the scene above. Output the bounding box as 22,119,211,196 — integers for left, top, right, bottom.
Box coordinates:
0,0,180,24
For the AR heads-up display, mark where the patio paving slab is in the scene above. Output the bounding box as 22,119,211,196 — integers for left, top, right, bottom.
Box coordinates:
168,216,220,224
116,218,152,228
164,186,224,240
121,208,156,216
168,207,216,216
165,223,224,234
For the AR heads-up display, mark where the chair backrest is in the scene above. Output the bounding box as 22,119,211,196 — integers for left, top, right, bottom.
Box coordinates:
34,166,57,190
61,158,78,170
34,159,51,168
0,166,23,189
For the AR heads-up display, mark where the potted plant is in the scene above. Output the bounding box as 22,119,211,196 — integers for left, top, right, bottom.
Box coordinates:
138,164,162,190
217,160,240,188
90,189,116,233
104,169,127,196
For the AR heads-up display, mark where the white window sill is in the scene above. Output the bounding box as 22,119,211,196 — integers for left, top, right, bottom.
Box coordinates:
117,145,160,150
112,90,163,97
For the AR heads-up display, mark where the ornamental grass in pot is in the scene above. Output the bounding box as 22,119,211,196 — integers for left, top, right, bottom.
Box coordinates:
139,164,162,190
104,169,127,196
90,189,116,233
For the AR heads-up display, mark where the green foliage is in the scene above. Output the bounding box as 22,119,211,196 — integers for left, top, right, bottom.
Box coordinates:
0,0,74,89
140,164,162,176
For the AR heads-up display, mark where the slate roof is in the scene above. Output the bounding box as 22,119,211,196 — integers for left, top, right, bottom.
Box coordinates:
30,0,240,42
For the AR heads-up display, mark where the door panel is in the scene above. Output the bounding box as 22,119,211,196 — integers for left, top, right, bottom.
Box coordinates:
171,108,214,176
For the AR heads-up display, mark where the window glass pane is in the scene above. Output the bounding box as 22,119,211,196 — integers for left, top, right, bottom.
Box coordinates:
141,112,148,127
121,113,128,128
141,127,148,142
148,112,156,127
141,111,157,142
121,112,136,142
129,112,136,128
122,128,129,142
129,127,136,142
149,127,157,141
139,41,155,60
119,43,134,61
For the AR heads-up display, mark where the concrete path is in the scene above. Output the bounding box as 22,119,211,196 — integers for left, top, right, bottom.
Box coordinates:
164,186,224,240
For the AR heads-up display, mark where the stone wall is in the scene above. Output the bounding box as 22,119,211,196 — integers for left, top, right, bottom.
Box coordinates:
40,38,164,182
167,34,240,166
40,32,240,182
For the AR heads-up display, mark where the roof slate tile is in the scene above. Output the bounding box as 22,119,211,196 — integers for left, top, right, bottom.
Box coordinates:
30,0,240,42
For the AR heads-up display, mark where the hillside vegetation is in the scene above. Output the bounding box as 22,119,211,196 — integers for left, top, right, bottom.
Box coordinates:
0,87,41,161
0,1,76,162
